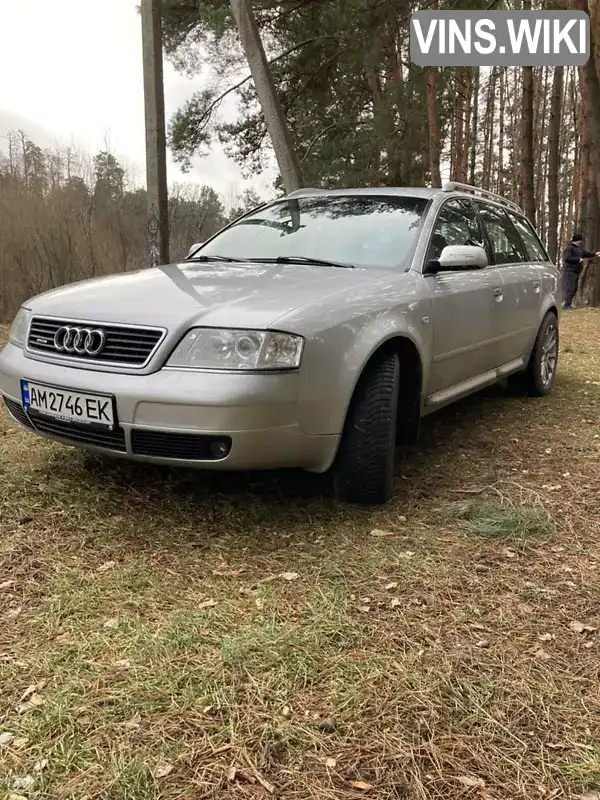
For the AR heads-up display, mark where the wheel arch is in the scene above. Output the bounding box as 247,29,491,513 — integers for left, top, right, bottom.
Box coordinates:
338,333,424,450
525,303,559,365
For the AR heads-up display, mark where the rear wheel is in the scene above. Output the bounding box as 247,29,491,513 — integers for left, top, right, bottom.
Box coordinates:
332,352,399,505
509,311,559,397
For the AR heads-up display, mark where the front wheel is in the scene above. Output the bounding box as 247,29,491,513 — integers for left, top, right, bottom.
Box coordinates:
510,311,559,397
332,352,399,506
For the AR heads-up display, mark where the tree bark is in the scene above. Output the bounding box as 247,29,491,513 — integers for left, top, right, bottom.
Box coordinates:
427,69,442,187
497,68,505,196
569,127,580,239
567,67,580,238
456,71,466,181
141,0,170,267
534,68,546,215
536,68,551,235
507,68,520,204
366,65,383,181
579,64,590,234
460,68,472,182
583,4,600,209
558,110,572,250
547,66,564,263
230,0,303,193
469,68,479,184
483,68,497,191
521,64,536,224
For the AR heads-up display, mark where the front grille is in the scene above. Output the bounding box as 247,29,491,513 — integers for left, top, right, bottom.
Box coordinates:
27,317,165,367
3,397,34,429
131,429,231,461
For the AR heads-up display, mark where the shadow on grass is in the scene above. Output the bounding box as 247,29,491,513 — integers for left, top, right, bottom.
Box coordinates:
20,367,579,556
1,371,576,562
39,376,564,511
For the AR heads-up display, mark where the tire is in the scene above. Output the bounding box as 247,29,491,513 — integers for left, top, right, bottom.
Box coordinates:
332,351,399,505
509,311,559,397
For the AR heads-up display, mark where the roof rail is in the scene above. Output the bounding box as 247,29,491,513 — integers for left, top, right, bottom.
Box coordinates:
442,181,523,214
285,187,331,198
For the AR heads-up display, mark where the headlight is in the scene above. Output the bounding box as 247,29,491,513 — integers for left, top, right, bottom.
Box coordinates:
8,307,31,348
167,328,304,370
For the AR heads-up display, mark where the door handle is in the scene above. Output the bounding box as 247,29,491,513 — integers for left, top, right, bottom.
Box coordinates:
534,280,541,293
493,287,503,300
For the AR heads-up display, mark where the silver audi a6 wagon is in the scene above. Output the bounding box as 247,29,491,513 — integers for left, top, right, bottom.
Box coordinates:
0,182,560,505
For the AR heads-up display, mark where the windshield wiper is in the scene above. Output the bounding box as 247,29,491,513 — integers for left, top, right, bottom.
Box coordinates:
186,254,356,269
185,254,246,263
248,255,355,269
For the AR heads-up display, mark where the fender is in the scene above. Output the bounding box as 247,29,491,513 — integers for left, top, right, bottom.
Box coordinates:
292,301,432,437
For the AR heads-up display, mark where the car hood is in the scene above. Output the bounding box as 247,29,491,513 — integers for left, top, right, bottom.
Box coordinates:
27,261,380,329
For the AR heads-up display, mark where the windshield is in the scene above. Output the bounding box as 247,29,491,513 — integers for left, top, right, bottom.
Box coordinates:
197,195,428,269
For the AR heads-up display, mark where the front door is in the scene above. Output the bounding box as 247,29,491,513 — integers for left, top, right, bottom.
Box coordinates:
423,198,503,397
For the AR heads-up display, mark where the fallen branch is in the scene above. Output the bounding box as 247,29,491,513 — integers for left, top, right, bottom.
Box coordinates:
241,749,275,794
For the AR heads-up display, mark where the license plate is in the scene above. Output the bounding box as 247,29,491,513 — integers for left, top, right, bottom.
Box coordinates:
21,380,115,428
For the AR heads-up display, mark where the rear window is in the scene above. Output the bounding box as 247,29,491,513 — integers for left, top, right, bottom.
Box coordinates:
476,202,528,265
507,212,549,262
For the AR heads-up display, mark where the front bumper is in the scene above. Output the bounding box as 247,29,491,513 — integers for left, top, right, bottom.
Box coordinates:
0,343,339,473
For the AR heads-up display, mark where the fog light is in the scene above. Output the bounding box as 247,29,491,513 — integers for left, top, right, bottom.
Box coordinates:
209,439,230,459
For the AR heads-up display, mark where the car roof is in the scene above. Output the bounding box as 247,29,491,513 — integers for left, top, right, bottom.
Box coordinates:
282,186,438,200
279,184,528,219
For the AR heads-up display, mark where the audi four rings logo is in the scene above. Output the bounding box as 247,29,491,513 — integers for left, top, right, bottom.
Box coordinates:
53,326,107,356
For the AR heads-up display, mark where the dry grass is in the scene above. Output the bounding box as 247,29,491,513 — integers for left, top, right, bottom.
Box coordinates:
1,310,600,800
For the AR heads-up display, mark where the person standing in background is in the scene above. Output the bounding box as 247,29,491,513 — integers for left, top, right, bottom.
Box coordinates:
562,233,600,310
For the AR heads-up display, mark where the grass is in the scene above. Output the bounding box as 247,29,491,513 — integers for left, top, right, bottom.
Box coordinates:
1,309,600,799
439,500,556,539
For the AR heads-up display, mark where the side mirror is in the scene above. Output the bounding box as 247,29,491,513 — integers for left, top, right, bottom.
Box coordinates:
187,242,204,258
425,245,488,274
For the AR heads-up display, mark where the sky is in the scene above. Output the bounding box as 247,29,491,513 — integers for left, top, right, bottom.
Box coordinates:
0,0,276,200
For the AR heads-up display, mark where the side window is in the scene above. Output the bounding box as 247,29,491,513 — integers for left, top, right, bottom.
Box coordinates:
476,203,528,265
427,199,485,263
507,212,549,262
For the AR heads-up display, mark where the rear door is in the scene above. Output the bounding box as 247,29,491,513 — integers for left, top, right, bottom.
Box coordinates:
506,210,549,330
423,198,503,397
475,202,542,369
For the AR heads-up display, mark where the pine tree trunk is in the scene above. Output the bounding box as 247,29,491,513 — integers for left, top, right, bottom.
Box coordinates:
568,68,580,238
541,130,550,243
569,134,580,239
388,22,405,185
578,173,599,304
483,68,497,191
454,74,463,180
497,68,505,195
521,65,536,224
469,68,479,184
427,69,442,187
507,68,520,204
460,68,472,182
451,71,466,182
535,68,550,232
558,115,571,250
547,66,564,263
578,65,590,233
576,0,600,210
449,86,456,182
533,67,543,202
